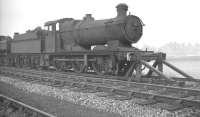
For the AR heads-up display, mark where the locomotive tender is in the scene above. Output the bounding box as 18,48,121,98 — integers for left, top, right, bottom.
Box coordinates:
2,3,193,81
0,36,11,54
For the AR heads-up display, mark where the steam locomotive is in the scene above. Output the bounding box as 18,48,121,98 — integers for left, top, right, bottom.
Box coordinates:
0,3,168,81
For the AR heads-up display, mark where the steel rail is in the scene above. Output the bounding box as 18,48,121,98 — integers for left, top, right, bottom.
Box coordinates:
1,67,200,110
0,94,56,117
1,67,200,95
1,66,200,83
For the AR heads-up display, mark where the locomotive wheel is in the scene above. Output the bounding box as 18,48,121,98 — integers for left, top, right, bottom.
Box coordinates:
91,63,105,75
72,62,83,73
57,61,65,71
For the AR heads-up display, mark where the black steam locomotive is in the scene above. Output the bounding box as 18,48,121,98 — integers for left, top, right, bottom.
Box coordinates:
0,3,173,81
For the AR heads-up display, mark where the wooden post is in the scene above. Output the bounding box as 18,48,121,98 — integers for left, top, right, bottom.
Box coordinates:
157,61,163,72
162,60,195,80
157,53,163,72
146,61,157,76
84,54,88,66
81,54,88,72
114,63,119,75
125,62,135,77
135,63,142,82
140,60,170,80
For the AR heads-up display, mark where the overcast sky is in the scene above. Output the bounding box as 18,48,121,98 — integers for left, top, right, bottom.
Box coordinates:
0,0,200,47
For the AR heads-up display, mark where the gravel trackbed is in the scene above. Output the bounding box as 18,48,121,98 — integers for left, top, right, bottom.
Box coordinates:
0,76,199,117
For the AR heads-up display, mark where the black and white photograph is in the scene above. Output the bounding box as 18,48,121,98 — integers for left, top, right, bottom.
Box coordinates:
0,0,200,117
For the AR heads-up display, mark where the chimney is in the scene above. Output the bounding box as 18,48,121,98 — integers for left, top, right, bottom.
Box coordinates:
116,3,128,18
83,14,94,21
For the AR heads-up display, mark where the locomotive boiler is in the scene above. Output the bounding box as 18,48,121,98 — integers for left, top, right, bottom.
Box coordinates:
45,3,143,51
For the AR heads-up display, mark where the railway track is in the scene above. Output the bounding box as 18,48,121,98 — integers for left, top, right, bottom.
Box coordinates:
1,66,198,86
0,94,56,117
0,66,200,111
